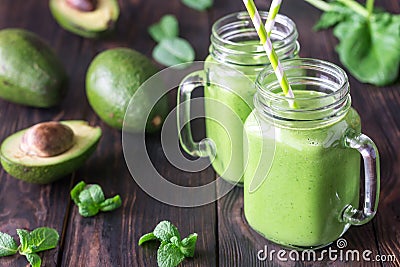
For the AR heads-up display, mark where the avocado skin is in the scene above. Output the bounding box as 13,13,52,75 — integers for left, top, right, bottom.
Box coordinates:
49,0,119,38
86,48,169,133
0,29,67,107
0,121,101,184
0,143,98,184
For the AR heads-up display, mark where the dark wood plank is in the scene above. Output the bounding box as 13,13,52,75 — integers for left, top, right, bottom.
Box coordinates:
213,0,398,266
59,0,217,266
362,1,400,262
0,0,399,266
0,0,84,266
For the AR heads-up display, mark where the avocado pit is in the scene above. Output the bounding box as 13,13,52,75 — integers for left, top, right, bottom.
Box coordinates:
20,121,74,157
66,0,97,12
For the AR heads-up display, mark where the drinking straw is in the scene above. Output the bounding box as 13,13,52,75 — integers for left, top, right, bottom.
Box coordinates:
265,0,282,37
242,0,296,103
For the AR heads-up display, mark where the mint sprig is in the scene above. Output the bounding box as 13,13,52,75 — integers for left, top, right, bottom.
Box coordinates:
0,227,59,267
306,0,400,86
148,15,195,68
139,221,198,267
70,181,122,217
0,232,18,257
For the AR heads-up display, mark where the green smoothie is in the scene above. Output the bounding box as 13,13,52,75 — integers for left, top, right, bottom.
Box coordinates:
243,90,361,248
204,55,256,184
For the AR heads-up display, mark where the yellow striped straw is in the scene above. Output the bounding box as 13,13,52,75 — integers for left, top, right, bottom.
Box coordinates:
242,0,296,103
265,0,282,37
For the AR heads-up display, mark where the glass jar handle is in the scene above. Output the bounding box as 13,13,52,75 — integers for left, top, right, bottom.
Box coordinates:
342,130,380,225
177,71,216,158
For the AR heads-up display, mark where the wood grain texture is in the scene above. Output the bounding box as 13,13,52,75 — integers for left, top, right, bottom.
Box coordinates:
214,0,398,266
0,0,399,266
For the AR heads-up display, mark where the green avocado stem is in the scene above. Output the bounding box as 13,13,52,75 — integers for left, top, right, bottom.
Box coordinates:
304,0,333,12
336,0,369,18
305,0,371,19
366,0,375,18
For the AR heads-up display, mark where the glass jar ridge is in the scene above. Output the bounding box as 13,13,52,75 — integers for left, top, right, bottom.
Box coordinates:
210,11,299,66
254,58,352,128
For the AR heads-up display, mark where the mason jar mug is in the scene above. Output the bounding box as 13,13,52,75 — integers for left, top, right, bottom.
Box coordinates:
178,11,300,185
243,58,380,249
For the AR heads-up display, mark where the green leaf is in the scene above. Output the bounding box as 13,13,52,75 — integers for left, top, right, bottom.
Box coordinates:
149,15,179,42
16,229,30,254
314,11,346,30
25,253,41,267
78,204,99,217
78,184,105,205
182,0,213,11
169,236,180,248
152,38,195,68
138,232,157,246
72,182,122,217
157,243,185,267
333,13,400,85
99,195,122,212
70,181,87,205
27,227,59,253
313,2,355,30
153,221,181,243
180,233,197,257
0,232,18,257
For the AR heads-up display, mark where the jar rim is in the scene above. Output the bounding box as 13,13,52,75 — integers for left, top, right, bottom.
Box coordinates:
256,58,349,102
254,58,351,127
211,11,298,54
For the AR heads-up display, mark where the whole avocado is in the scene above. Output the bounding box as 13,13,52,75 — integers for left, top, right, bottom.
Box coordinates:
0,29,67,107
86,48,168,133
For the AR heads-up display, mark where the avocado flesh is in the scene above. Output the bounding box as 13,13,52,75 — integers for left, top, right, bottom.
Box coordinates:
0,121,101,184
0,29,67,107
50,0,119,38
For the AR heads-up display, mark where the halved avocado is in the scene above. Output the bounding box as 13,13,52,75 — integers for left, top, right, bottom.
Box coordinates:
0,121,101,184
49,0,119,38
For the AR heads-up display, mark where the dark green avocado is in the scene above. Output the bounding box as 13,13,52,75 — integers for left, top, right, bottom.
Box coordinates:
86,48,169,133
0,29,67,107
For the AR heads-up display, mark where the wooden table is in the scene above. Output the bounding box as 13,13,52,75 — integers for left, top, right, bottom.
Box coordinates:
0,0,399,266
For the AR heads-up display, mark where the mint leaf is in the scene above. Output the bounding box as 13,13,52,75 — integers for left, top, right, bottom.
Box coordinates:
71,181,122,217
153,221,181,243
99,195,122,212
139,221,197,266
78,184,105,205
1,227,58,266
334,13,400,85
169,236,180,248
16,229,30,254
152,38,195,68
157,243,185,267
25,253,41,267
182,0,213,11
0,232,18,257
70,181,86,204
138,233,157,246
78,204,99,217
149,15,179,42
17,228,59,255
180,233,197,257
27,227,59,253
